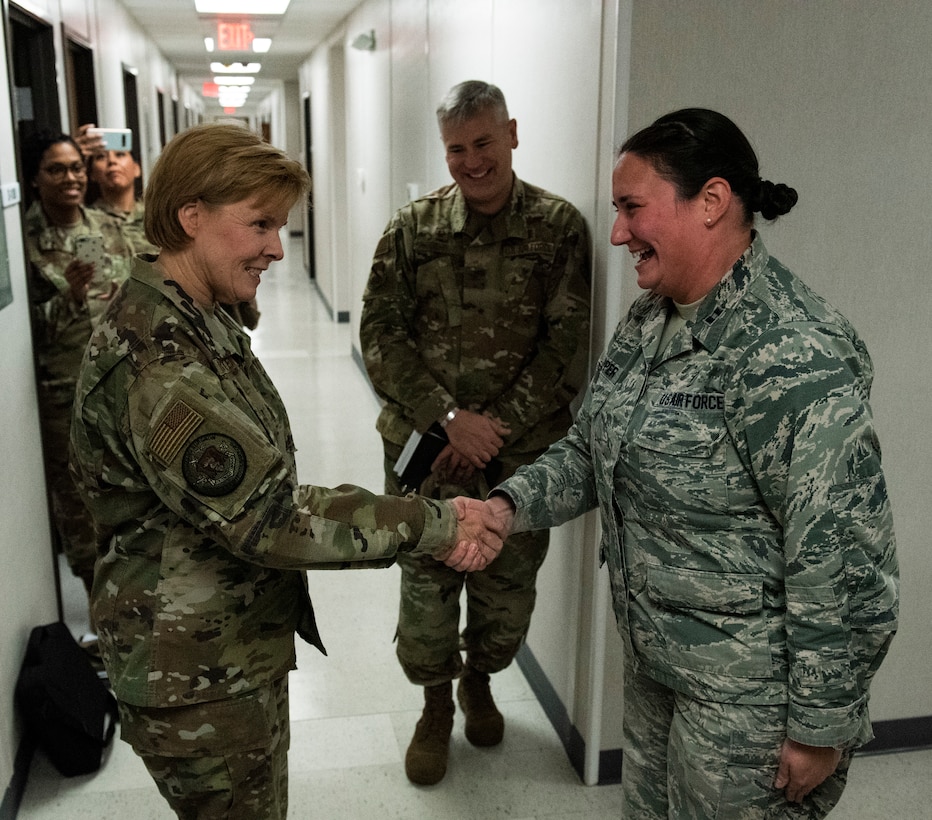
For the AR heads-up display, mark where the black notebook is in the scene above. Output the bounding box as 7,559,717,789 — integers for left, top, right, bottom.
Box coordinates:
393,423,449,493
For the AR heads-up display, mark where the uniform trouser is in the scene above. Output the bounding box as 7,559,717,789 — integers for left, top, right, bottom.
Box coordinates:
119,678,290,820
621,651,850,819
38,391,96,594
383,443,549,686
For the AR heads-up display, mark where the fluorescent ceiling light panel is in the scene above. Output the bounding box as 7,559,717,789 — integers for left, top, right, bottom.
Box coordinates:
211,62,261,73
195,1,290,13
213,76,256,85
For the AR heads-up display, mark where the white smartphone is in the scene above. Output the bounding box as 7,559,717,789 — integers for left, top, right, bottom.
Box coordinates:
87,128,133,152
74,234,105,267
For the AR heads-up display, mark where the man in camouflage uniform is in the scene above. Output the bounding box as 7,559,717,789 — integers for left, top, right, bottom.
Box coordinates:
23,131,134,600
360,80,591,784
492,231,899,817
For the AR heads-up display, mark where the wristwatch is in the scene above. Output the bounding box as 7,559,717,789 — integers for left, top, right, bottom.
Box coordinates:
440,407,459,428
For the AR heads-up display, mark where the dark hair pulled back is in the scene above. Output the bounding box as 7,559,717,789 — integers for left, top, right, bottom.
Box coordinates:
22,130,82,185
620,108,797,224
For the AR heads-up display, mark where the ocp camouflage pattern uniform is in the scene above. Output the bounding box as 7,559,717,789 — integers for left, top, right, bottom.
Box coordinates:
497,234,898,818
25,200,133,591
91,197,159,255
70,256,463,819
361,178,591,684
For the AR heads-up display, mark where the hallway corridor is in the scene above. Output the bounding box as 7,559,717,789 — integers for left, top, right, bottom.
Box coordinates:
15,237,931,819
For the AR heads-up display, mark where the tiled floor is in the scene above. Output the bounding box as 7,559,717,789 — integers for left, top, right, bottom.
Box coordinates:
17,237,932,818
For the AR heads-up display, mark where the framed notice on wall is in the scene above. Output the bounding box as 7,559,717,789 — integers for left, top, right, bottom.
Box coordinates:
0,201,10,311
0,170,11,311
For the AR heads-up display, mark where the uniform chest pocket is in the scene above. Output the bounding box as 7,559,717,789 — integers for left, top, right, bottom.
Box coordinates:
630,407,732,519
462,255,547,338
414,256,461,330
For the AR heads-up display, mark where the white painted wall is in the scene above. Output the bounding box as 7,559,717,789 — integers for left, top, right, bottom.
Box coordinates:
0,32,59,794
0,0,198,798
298,0,621,773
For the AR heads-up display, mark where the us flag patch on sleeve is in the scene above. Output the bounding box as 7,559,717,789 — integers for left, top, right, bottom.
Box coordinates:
149,400,204,465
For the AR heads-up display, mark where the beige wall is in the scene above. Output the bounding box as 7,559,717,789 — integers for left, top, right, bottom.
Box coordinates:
626,0,931,724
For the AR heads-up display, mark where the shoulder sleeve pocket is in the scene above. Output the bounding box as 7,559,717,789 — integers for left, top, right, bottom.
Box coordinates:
138,379,281,521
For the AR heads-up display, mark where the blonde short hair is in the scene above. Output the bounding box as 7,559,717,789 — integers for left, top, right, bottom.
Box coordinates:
144,123,310,251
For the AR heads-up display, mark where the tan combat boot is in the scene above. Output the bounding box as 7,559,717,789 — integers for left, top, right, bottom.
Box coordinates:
456,666,504,746
405,682,455,785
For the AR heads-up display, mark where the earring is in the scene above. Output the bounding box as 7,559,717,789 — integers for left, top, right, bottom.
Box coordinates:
705,218,712,225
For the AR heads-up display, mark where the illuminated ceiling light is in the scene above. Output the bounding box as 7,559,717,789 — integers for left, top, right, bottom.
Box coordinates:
210,62,261,73
218,91,250,106
195,1,290,13
204,37,215,52
252,38,272,53
213,76,255,85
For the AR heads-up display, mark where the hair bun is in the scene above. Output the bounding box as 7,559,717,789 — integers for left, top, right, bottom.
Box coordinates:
754,179,798,220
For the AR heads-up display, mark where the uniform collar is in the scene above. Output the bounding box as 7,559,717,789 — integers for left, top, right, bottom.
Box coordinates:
450,174,527,241
691,232,769,352
130,255,245,361
25,200,92,243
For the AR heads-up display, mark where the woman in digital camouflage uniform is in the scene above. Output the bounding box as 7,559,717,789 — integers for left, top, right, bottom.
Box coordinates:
486,108,898,819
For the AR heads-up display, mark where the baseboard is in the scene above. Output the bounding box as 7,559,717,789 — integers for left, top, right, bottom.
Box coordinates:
861,714,932,754
308,278,350,323
516,644,621,784
516,644,932,785
0,735,35,820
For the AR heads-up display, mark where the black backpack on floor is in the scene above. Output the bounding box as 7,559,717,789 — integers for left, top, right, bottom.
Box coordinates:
15,621,119,776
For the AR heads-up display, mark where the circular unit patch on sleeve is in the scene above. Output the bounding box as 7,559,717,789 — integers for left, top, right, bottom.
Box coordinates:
181,433,247,496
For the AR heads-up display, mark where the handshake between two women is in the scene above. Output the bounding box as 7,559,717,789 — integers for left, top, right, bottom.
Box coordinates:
443,494,518,573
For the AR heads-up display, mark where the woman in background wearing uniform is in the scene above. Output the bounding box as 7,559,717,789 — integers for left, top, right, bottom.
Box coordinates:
69,123,503,820
486,108,899,818
83,131,155,256
22,130,134,613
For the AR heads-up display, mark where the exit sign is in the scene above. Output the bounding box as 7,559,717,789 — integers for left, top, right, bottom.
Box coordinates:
217,21,254,51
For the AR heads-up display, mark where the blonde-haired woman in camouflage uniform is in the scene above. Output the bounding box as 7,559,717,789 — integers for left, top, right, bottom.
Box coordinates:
69,123,504,820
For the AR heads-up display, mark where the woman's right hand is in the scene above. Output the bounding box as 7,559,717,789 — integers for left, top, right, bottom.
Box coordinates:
63,259,95,304
74,123,105,159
